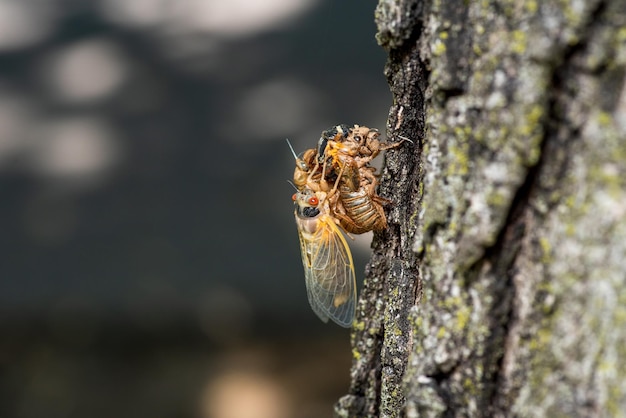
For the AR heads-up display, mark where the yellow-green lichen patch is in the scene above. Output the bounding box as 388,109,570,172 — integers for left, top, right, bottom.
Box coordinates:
563,195,576,209
547,190,564,206
511,30,527,54
564,223,576,237
512,104,546,166
538,237,552,264
441,296,463,310
448,144,470,176
352,320,366,332
606,385,621,417
436,327,447,339
463,377,474,391
525,0,538,14
596,110,613,127
433,39,447,56
412,314,424,330
456,306,471,331
519,105,544,137
528,327,552,352
448,220,458,234
589,164,624,199
486,190,509,208
561,0,585,28
408,207,420,232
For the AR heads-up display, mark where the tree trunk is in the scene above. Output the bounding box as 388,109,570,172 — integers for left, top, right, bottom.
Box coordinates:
336,1,626,417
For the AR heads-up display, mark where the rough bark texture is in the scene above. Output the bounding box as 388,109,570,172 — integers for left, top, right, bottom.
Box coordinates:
336,0,626,417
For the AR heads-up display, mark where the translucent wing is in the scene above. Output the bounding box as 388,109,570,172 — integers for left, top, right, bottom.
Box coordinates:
295,213,356,327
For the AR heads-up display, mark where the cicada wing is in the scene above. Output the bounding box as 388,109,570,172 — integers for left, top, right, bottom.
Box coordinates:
296,214,356,327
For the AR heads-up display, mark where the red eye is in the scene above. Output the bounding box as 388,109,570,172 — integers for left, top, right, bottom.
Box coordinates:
308,196,319,206
292,193,297,201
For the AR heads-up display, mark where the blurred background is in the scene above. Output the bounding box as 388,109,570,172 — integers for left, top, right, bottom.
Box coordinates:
0,0,391,417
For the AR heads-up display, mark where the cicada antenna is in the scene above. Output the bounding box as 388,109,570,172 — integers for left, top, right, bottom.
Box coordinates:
285,138,299,160
286,138,311,173
286,180,299,191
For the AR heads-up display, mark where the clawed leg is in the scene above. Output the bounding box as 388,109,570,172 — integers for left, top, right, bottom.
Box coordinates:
324,158,346,201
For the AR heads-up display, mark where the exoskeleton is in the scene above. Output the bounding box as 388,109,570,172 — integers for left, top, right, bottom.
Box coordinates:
331,159,388,234
290,124,406,233
289,124,409,326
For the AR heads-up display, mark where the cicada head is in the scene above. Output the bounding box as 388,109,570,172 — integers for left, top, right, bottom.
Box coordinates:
293,188,321,223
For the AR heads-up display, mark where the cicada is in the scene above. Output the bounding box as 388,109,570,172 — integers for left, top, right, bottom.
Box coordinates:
288,125,409,326
293,188,356,327
294,125,404,234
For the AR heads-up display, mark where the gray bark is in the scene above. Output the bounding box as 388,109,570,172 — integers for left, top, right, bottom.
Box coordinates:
336,0,626,417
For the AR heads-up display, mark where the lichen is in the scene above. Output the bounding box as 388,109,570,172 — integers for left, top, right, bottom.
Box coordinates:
511,30,528,54
432,39,447,56
369,0,626,416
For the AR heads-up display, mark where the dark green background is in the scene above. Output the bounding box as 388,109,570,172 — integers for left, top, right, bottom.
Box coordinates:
0,1,390,416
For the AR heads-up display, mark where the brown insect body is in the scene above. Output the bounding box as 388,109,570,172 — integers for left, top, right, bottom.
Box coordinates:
333,160,388,234
323,125,402,172
293,148,317,190
290,124,408,326
292,124,405,236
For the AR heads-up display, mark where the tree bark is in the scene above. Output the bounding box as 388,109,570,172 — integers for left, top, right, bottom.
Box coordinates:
336,1,626,417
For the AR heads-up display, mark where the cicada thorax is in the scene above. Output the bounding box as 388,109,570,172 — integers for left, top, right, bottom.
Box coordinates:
317,124,352,161
293,188,320,226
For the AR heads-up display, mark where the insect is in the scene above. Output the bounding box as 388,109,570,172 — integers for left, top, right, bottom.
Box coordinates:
321,125,404,177
289,124,409,326
293,187,356,327
291,147,322,191
332,159,388,234
309,125,405,232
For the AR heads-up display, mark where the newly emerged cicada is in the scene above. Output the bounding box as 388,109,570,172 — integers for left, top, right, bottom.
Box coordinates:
293,188,356,327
